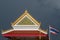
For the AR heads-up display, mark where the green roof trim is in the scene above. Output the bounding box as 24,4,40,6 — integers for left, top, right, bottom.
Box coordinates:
17,17,34,25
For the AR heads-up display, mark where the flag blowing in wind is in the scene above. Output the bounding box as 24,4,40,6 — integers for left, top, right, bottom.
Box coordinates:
49,26,59,35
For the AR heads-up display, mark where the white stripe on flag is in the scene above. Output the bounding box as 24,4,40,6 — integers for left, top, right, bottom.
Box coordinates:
50,27,59,32
50,30,57,34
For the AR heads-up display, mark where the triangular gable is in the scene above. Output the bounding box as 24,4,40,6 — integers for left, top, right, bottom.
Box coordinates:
17,17,34,25
12,10,40,26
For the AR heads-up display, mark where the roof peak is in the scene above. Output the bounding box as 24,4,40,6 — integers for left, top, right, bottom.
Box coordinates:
24,10,29,15
12,10,40,26
24,10,28,13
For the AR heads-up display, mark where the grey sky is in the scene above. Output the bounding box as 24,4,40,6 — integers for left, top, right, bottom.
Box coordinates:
0,0,60,40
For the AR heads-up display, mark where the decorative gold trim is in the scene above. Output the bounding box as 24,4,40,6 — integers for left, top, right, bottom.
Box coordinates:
38,28,47,34
2,28,47,34
27,13,40,26
12,10,40,26
2,29,14,34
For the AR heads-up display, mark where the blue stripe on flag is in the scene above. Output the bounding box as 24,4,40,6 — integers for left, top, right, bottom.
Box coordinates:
49,26,59,34
50,29,59,33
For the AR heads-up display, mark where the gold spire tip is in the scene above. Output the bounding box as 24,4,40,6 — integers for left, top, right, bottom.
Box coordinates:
25,10,28,13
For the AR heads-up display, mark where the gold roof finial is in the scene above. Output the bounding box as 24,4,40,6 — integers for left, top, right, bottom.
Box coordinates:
24,10,28,15
25,10,28,13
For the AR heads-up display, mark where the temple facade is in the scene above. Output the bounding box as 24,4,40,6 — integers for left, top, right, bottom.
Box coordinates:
2,10,49,40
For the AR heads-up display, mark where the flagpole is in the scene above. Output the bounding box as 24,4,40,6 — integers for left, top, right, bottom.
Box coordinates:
49,26,50,40
48,25,59,40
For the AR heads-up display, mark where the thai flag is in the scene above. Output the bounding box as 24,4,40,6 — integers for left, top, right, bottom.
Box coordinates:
49,26,59,35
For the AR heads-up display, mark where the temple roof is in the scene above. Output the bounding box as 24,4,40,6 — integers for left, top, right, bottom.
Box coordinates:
11,10,40,26
2,29,47,34
2,29,47,37
2,10,47,37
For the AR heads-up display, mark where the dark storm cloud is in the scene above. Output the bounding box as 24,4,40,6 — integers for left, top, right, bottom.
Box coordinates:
28,0,60,28
38,0,60,9
0,0,60,40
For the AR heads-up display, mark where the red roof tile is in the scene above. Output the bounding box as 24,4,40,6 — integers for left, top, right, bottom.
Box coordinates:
2,30,47,37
